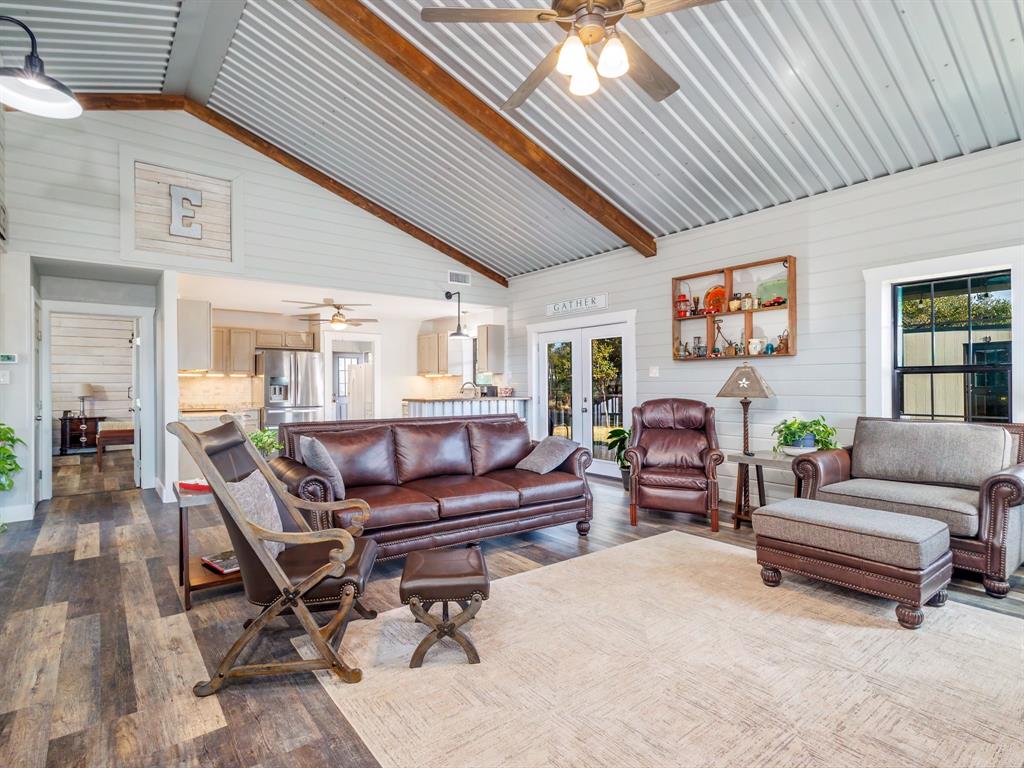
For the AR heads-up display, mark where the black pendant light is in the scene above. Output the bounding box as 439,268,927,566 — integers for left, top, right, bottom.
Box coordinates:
0,15,82,119
444,291,471,339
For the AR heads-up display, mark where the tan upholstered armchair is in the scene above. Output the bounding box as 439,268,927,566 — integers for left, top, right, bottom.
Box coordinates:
794,417,1024,598
625,399,725,531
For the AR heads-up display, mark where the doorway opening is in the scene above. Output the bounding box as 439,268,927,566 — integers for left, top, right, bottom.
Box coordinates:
47,311,142,497
529,311,637,478
332,345,373,420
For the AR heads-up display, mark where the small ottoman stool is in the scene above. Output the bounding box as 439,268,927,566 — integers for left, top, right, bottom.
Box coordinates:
400,546,489,668
753,498,952,629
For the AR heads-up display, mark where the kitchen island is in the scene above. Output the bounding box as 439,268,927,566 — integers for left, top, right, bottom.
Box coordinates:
403,397,529,419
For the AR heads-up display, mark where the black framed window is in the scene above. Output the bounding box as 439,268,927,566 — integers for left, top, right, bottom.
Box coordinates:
893,270,1011,423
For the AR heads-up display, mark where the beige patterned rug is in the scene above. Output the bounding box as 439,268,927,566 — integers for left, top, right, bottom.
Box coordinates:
296,532,1024,768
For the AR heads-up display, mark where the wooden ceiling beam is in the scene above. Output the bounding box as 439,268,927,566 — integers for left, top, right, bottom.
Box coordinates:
67,93,509,287
307,0,658,258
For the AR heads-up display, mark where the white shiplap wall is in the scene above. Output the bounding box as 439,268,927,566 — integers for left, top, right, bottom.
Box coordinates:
3,111,509,306
507,143,1024,504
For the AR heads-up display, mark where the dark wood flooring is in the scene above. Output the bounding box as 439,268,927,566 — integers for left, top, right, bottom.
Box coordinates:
52,451,137,497
0,478,1020,767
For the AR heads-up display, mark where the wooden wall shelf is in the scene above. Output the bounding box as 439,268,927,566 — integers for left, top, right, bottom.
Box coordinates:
671,256,797,362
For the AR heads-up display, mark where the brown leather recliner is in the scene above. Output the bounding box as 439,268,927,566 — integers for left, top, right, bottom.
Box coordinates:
624,399,725,531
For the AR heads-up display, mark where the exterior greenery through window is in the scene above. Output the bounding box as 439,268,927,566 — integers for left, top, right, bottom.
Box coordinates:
893,270,1011,423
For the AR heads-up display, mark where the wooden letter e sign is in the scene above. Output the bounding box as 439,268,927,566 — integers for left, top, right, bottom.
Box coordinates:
169,184,203,239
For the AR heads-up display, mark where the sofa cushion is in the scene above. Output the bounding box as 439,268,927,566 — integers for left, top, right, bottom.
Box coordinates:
851,419,1012,488
638,467,708,491
403,475,520,519
308,426,397,487
468,420,532,475
517,436,578,474
394,422,473,483
299,436,345,499
343,484,439,530
818,478,979,537
753,497,950,570
485,469,586,505
638,429,707,470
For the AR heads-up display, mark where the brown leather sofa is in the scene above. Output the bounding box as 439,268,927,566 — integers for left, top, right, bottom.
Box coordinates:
624,399,725,531
794,417,1024,598
270,415,593,559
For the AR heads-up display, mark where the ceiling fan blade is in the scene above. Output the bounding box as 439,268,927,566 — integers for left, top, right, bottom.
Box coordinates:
422,7,558,24
343,318,378,324
334,304,371,308
281,300,331,307
624,0,718,19
619,33,679,101
501,43,560,111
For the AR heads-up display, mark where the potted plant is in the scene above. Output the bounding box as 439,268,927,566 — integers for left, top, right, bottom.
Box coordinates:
0,422,27,533
772,416,839,456
605,427,632,491
248,427,283,459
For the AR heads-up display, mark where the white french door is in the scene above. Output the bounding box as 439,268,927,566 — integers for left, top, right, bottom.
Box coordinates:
537,322,633,476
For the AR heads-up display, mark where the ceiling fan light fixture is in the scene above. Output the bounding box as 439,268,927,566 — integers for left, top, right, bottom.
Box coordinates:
597,30,629,79
0,16,81,119
329,311,348,330
569,59,600,96
556,29,587,76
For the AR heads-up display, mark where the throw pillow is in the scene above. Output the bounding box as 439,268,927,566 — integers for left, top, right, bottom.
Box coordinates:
516,436,578,474
300,435,345,499
226,469,285,559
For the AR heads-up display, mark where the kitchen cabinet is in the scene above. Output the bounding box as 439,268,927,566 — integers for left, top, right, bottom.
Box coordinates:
285,331,314,349
419,332,473,377
210,328,228,375
178,299,212,371
417,333,440,375
256,330,285,349
476,324,505,375
255,329,314,350
228,329,256,375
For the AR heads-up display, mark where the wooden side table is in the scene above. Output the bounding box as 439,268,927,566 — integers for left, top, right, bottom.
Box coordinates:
726,451,803,528
59,415,105,454
173,481,242,610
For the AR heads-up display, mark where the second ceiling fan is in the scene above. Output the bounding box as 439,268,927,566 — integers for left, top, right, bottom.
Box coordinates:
283,298,379,330
421,0,717,110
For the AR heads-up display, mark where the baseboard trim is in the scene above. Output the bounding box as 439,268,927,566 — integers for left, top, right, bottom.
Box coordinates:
1,503,36,524
155,477,176,504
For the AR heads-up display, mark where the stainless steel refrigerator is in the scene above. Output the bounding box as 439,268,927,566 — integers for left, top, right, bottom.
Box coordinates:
258,350,325,427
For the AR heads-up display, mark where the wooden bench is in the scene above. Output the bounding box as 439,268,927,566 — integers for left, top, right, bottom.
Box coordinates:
96,420,135,470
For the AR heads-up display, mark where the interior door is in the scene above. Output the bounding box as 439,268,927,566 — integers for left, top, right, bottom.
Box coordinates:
130,320,142,487
33,293,44,502
332,352,365,419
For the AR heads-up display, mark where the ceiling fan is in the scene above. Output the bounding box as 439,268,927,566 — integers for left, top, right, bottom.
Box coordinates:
421,1,717,110
283,298,379,330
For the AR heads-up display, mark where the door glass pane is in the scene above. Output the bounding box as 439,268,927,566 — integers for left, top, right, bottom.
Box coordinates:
547,341,573,439
896,282,932,366
589,337,623,462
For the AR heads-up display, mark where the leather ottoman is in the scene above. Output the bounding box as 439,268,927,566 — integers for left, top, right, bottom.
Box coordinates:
752,498,952,629
400,546,490,667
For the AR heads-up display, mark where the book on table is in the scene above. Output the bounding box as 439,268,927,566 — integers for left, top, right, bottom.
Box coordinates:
201,550,239,575
180,478,212,493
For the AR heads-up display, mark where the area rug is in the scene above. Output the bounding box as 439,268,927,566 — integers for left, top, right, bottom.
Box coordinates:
295,532,1024,768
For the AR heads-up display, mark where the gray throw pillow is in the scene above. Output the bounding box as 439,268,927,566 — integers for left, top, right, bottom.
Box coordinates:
226,470,285,559
516,436,578,474
300,435,345,500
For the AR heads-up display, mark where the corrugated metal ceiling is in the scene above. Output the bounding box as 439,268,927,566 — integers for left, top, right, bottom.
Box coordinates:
0,0,180,92
370,0,1024,242
206,0,623,278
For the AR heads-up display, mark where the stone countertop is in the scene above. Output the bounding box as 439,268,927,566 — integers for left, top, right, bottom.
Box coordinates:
402,396,530,402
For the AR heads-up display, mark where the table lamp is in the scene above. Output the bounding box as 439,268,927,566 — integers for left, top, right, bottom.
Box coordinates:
717,364,773,456
73,383,95,417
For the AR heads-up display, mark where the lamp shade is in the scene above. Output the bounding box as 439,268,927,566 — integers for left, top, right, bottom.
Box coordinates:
73,383,96,398
717,364,773,399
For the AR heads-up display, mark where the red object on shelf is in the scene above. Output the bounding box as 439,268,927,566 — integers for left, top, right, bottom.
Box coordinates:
180,481,212,493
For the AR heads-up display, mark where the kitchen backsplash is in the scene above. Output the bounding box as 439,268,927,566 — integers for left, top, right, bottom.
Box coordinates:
179,375,263,410
427,373,508,398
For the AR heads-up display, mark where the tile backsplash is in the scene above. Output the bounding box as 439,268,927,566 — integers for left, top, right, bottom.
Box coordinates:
179,376,263,410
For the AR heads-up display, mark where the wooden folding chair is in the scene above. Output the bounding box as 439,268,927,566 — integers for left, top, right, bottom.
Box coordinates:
168,417,378,695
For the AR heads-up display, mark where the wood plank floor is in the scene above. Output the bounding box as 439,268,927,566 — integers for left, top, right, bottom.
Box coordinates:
52,452,137,497
0,478,1020,767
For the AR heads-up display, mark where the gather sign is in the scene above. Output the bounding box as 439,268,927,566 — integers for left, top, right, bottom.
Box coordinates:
545,293,609,317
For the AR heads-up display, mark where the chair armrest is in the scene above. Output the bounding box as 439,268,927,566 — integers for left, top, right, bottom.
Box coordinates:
556,446,593,477
269,456,332,503
249,525,355,577
624,446,646,477
283,495,371,537
701,448,725,480
792,449,851,497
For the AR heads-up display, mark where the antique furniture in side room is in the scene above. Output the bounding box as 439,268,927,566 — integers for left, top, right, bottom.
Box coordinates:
173,481,242,611
59,414,105,454
271,415,593,558
794,417,1024,598
168,417,378,693
624,399,724,531
753,497,952,629
717,364,774,527
400,545,490,668
96,420,135,470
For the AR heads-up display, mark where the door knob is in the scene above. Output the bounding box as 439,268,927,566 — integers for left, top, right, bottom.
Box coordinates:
35,415,43,422
581,407,588,413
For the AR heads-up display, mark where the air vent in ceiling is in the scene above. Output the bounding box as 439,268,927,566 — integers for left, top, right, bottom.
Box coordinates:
448,270,471,286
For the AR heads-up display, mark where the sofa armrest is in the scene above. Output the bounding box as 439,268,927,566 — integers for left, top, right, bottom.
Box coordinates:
979,463,1024,542
701,447,725,480
624,446,646,477
269,456,333,502
556,446,593,478
792,448,851,498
